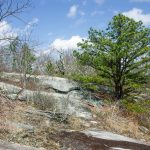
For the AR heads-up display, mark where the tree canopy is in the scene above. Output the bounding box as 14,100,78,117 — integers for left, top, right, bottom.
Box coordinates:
74,14,150,100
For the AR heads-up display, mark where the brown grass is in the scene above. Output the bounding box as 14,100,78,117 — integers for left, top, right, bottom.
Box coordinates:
67,116,85,130
89,104,150,142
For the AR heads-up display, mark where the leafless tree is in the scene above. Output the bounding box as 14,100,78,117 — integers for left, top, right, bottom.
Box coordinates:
0,0,30,22
56,50,65,75
0,0,31,71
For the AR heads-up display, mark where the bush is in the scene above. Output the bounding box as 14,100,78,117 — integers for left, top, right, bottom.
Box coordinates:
45,60,55,75
121,99,150,129
31,92,57,111
121,99,150,115
71,73,108,92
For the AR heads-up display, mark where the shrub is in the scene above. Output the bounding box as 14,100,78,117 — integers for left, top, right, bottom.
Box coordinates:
31,92,57,111
45,60,55,75
121,99,150,115
72,74,108,92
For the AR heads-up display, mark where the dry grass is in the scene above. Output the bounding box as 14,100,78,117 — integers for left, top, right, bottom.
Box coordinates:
90,104,150,142
10,127,60,150
0,94,16,141
67,116,85,130
0,92,85,149
0,93,60,149
31,92,57,111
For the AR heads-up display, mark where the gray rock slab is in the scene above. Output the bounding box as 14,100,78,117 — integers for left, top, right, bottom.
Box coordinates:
36,75,79,92
5,121,34,131
82,129,143,143
0,140,45,150
1,72,79,92
0,82,21,94
0,82,92,119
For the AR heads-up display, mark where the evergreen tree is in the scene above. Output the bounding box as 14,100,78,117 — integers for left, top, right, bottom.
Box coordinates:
21,43,36,74
74,14,150,100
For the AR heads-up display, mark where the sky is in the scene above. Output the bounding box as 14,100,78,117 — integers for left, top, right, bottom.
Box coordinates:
1,0,150,53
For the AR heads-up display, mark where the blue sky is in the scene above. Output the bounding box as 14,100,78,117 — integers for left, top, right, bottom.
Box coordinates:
2,0,150,52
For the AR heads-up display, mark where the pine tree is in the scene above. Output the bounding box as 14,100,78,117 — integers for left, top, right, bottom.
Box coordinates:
74,14,150,100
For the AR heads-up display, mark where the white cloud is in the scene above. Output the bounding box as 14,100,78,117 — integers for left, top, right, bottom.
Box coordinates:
50,36,84,50
130,0,150,2
123,8,150,26
0,21,17,46
67,5,78,18
0,18,39,46
95,0,105,5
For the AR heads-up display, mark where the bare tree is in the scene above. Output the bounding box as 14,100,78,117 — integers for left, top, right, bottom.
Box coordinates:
56,50,65,75
0,0,30,41
0,0,30,72
0,0,30,22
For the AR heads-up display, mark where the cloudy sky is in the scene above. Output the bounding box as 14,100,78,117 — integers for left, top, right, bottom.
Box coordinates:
1,0,150,52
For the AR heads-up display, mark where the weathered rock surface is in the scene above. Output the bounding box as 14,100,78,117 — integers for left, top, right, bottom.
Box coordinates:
2,121,35,131
37,75,79,92
51,129,150,150
0,72,79,92
0,82,92,119
139,126,149,134
82,129,141,143
0,82,21,94
1,72,150,150
0,72,21,82
0,140,45,150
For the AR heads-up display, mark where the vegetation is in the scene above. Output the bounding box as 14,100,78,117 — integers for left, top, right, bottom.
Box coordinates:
20,42,36,74
74,14,150,100
0,1,150,148
9,38,36,74
45,60,55,75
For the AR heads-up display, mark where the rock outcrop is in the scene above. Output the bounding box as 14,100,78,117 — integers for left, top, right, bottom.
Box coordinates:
52,129,150,150
0,72,79,93
0,140,45,150
0,81,92,119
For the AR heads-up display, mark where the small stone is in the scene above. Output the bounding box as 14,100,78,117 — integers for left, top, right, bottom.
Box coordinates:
93,114,97,118
83,123,90,128
90,121,98,125
139,126,149,134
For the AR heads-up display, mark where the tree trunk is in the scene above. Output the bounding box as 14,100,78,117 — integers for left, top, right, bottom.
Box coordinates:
115,82,123,100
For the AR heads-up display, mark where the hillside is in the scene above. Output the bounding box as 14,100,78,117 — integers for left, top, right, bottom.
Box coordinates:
0,72,150,150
